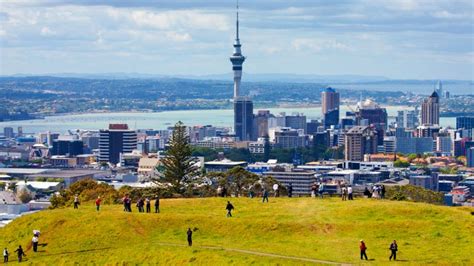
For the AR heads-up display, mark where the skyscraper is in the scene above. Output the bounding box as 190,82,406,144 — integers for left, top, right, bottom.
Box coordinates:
421,91,440,125
99,124,137,164
321,87,340,128
230,2,253,141
456,116,474,130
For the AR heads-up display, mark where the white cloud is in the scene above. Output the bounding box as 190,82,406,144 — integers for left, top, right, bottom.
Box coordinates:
165,31,192,42
291,38,351,52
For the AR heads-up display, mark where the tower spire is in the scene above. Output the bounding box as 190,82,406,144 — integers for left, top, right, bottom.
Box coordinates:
236,0,239,41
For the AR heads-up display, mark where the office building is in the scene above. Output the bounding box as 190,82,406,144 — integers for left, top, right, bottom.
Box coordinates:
456,116,474,130
99,124,137,164
344,126,377,161
262,170,317,196
396,110,418,129
285,113,307,133
467,147,474,168
51,140,84,157
234,97,253,141
253,110,272,139
356,99,388,129
3,127,14,138
321,87,340,128
436,136,452,154
274,128,308,149
416,125,440,139
409,174,439,191
396,137,433,155
421,91,440,125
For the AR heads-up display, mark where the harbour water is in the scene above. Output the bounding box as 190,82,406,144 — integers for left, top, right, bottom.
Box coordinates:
0,106,456,134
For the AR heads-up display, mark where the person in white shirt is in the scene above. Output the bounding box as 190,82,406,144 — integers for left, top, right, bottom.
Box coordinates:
348,186,353,200
3,248,8,263
32,235,39,252
272,183,279,197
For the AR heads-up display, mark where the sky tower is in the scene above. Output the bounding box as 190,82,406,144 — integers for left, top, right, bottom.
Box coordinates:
230,1,245,98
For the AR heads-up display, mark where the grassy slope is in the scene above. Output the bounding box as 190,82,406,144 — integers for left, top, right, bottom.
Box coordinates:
1,197,473,265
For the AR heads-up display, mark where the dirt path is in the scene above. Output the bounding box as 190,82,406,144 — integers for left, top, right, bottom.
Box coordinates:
155,242,350,265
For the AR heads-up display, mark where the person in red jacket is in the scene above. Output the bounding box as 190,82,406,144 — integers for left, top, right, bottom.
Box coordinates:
95,196,102,211
360,240,368,260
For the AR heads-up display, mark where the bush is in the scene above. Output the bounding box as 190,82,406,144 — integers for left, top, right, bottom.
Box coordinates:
18,189,33,203
386,185,444,205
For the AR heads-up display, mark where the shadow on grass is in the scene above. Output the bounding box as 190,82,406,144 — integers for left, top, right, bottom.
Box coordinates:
38,247,111,257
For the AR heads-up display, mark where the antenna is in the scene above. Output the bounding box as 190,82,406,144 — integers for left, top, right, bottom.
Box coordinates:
236,0,240,40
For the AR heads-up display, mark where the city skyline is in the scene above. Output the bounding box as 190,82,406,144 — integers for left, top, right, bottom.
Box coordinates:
1,0,473,80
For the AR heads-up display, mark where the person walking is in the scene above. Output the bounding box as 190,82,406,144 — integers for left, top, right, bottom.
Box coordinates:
226,201,234,217
73,194,80,209
187,228,193,246
154,196,160,213
359,240,368,260
348,186,353,200
262,189,269,203
341,186,347,201
311,183,317,198
14,245,25,263
145,198,151,213
32,235,39,252
95,196,101,211
389,240,398,261
273,183,279,197
318,183,324,198
3,248,8,263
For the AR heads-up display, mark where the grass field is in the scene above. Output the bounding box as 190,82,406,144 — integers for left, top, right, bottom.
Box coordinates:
1,197,473,265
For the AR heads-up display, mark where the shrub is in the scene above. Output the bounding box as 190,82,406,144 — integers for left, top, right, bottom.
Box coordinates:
386,185,444,205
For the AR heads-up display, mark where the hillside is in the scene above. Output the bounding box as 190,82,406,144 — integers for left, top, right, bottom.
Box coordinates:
1,198,473,265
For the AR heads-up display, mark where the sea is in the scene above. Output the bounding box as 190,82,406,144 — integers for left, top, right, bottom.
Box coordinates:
0,106,456,134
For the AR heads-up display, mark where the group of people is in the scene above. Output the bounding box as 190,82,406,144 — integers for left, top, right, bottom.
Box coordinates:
360,240,399,261
3,230,40,263
340,186,354,201
363,184,386,199
121,195,160,213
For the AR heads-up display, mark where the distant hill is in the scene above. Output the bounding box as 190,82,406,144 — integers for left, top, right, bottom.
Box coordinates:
1,198,472,264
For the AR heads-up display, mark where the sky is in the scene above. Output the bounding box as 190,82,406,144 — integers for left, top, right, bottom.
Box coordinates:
0,0,473,80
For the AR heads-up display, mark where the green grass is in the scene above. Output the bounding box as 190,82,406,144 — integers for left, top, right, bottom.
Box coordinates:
1,197,473,265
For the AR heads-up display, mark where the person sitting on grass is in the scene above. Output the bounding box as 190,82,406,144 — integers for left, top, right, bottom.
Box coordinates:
226,201,234,217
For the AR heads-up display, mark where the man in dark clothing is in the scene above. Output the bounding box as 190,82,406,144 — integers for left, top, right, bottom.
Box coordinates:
389,240,398,261
288,183,293,198
3,248,8,263
155,197,160,213
226,201,234,217
381,185,386,199
145,198,151,213
14,245,25,262
262,189,269,203
73,195,80,209
187,228,193,246
360,240,368,260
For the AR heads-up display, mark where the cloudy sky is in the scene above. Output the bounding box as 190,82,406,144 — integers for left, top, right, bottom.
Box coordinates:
0,0,473,79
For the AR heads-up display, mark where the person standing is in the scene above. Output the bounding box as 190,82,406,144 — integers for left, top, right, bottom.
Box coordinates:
318,183,324,198
381,185,386,199
32,235,39,252
348,186,353,200
3,248,8,263
389,240,398,261
14,245,25,263
226,201,234,217
154,196,160,213
359,240,368,260
187,228,193,246
341,186,347,201
73,194,80,209
272,183,279,197
262,189,269,203
95,196,101,211
145,198,151,213
287,183,293,198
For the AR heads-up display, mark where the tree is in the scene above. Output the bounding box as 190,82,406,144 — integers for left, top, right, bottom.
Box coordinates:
18,189,33,203
159,121,198,193
394,159,410,168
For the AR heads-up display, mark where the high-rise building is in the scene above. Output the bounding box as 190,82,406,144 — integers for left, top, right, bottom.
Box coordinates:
396,110,419,129
456,116,474,130
344,126,377,161
51,139,84,157
99,124,137,164
436,136,452,154
356,99,388,130
285,113,307,133
321,87,340,128
274,128,308,149
3,127,14,138
421,91,440,125
253,110,272,139
234,97,253,141
467,147,474,168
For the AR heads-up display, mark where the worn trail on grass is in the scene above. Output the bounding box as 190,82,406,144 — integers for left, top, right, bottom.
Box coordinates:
155,241,350,265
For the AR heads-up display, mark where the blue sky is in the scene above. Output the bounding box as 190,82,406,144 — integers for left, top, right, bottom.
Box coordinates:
0,0,473,79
